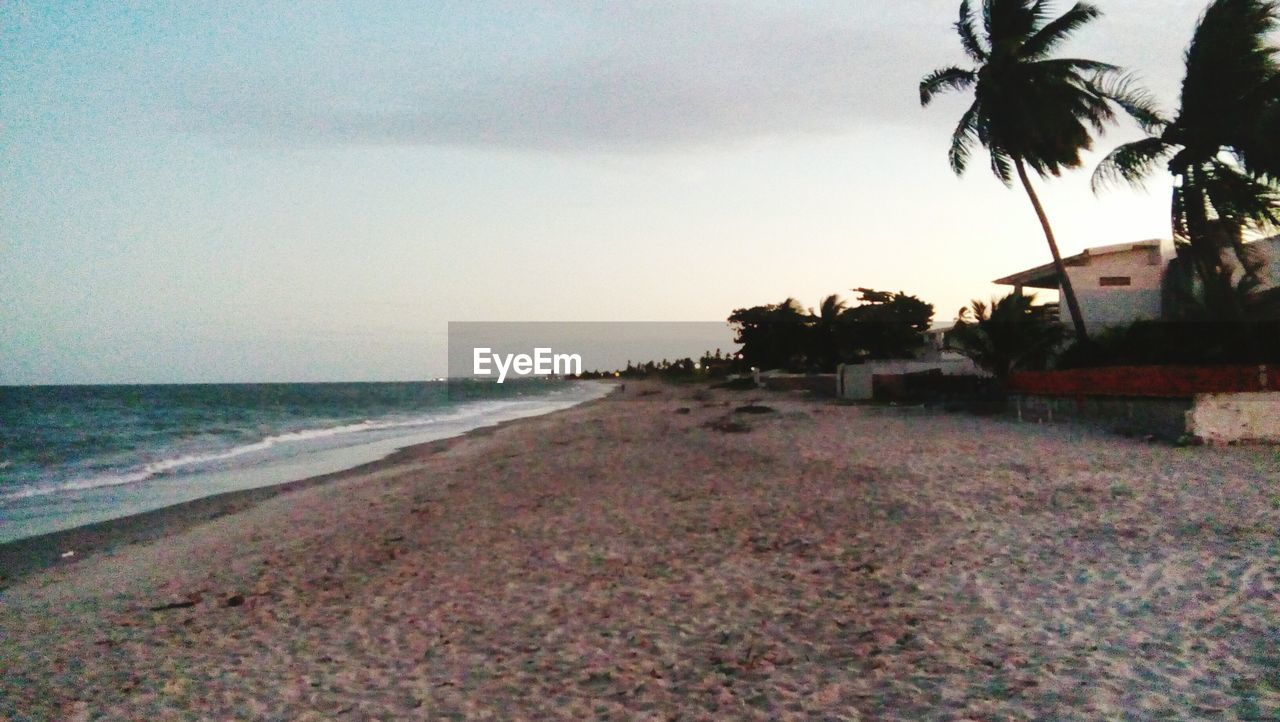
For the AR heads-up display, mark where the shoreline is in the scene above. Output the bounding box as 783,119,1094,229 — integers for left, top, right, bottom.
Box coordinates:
0,388,614,588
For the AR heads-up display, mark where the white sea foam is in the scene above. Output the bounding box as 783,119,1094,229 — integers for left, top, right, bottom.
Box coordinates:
0,385,607,504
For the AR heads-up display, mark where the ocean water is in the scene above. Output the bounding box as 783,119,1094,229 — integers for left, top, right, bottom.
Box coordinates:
0,380,610,543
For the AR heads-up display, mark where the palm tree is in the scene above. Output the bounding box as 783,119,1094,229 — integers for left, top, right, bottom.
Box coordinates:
809,294,848,369
810,294,848,323
1092,0,1280,320
921,0,1161,340
952,292,1065,379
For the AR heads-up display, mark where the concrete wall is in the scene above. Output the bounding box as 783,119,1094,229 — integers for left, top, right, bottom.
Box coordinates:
758,374,836,396
1009,391,1280,443
1010,394,1192,439
1060,244,1167,330
1186,392,1280,444
839,358,983,400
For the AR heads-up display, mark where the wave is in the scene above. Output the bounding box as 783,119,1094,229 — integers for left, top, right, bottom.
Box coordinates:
0,391,592,504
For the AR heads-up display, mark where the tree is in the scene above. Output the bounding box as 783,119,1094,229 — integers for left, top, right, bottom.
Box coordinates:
842,289,935,360
810,294,848,326
920,0,1161,340
1093,0,1280,320
951,292,1064,379
808,294,849,370
728,297,811,371
728,290,934,371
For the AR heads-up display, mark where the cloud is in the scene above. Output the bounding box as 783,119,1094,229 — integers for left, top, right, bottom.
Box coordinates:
180,2,942,151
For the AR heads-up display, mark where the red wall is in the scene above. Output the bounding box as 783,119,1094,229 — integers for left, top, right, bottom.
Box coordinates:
1008,365,1280,398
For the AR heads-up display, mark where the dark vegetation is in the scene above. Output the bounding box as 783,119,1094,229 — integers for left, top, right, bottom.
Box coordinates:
573,288,935,380
949,293,1063,380
727,289,934,373
1057,321,1280,368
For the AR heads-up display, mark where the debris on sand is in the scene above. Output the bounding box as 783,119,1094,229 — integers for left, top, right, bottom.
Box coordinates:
706,417,751,433
147,599,198,612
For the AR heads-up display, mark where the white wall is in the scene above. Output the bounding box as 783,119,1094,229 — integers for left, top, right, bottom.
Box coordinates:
1186,392,1280,444
838,358,984,400
1059,245,1166,330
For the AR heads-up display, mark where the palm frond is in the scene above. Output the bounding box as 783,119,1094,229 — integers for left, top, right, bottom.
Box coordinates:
920,66,978,106
815,294,848,324
1180,0,1280,140
1088,72,1168,132
1092,138,1175,190
949,102,982,175
990,68,1115,171
956,0,989,61
1203,157,1280,231
1235,96,1280,180
990,148,1015,186
981,0,995,45
1019,2,1102,60
984,0,1042,49
1028,0,1054,27
1072,81,1119,134
1032,57,1118,75
1091,137,1175,192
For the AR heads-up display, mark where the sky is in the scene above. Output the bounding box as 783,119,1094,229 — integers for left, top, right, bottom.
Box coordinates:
0,1,1221,383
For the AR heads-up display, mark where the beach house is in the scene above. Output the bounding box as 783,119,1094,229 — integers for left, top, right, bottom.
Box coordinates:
993,236,1280,329
993,239,1175,330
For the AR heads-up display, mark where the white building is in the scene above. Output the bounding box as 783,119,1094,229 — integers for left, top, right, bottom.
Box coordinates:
836,325,986,400
993,239,1176,330
995,236,1280,330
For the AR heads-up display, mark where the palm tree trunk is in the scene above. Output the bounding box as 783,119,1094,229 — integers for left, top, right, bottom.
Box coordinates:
1182,182,1244,321
1178,187,1222,315
1015,158,1088,340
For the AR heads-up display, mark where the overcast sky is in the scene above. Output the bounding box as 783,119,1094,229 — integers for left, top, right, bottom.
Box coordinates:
1,1,1222,383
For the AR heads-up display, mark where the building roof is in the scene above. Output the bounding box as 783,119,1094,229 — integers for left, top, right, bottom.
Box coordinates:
992,240,1165,289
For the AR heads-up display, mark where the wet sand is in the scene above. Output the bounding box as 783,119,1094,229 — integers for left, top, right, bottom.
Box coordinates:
2,382,1278,720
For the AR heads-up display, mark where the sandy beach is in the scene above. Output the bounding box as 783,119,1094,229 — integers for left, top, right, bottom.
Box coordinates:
2,382,1278,720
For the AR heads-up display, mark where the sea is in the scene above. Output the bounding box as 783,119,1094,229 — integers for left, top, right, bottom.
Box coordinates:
0,379,610,543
